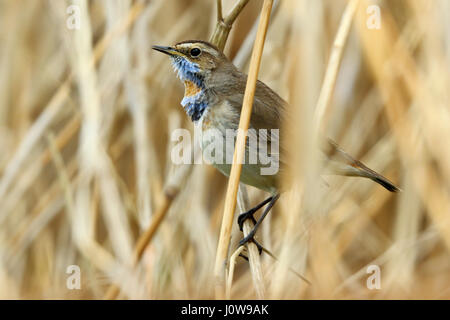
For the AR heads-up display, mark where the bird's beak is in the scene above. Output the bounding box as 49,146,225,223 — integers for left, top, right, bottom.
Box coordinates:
152,45,179,56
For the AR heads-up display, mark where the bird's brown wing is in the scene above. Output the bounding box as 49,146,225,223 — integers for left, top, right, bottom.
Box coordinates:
224,79,289,189
225,80,286,129
224,75,400,192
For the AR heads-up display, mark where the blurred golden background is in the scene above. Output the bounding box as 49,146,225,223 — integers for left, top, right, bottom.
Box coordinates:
0,0,449,299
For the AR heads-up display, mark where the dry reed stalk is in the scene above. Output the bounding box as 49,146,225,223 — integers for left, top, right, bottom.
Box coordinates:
308,0,359,296
214,0,273,299
216,0,223,22
313,0,360,130
228,5,281,297
270,0,360,298
268,1,318,299
237,186,266,299
210,0,250,51
226,245,245,299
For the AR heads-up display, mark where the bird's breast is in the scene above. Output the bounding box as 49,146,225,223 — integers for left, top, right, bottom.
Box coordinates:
180,81,209,121
183,80,202,98
197,100,239,131
195,100,239,168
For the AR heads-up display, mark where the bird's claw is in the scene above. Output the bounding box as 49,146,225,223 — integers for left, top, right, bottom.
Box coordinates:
238,230,263,255
237,209,257,231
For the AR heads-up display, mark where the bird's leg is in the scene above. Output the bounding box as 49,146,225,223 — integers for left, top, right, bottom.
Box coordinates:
238,193,280,248
239,239,264,258
237,195,274,231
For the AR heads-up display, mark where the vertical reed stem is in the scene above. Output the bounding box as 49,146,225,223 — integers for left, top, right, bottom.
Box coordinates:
213,0,274,299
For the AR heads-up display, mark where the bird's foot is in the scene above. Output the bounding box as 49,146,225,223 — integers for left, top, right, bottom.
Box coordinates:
236,195,279,257
237,208,258,231
238,229,263,255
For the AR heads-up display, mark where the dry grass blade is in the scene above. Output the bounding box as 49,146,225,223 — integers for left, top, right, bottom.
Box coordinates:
226,245,246,299
314,0,360,130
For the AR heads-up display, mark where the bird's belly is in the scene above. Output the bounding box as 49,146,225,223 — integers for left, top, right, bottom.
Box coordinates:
195,103,278,194
212,161,278,194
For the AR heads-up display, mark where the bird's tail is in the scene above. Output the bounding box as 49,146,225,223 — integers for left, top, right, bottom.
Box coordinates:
352,159,400,192
323,139,401,192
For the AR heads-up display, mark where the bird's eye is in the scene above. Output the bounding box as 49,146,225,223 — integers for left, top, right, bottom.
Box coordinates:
190,47,201,57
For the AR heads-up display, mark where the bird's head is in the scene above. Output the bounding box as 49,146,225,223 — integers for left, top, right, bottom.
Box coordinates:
152,40,230,88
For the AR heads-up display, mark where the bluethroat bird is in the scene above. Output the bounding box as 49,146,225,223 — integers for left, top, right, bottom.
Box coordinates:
153,40,399,248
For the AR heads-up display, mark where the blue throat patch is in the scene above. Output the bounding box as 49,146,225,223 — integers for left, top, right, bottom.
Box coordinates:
171,56,209,122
